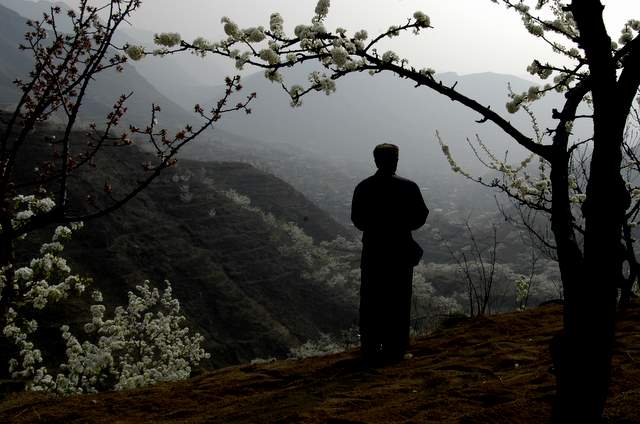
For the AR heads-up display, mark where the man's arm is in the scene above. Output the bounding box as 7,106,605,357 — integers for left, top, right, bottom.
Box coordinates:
408,182,429,231
351,183,369,232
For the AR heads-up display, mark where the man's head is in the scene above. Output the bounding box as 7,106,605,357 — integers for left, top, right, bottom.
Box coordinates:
373,143,399,175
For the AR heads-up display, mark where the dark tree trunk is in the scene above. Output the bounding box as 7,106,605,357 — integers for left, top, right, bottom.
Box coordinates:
548,3,630,421
551,122,626,423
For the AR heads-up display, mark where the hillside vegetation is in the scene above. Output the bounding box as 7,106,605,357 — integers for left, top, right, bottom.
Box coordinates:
6,114,356,369
1,301,639,423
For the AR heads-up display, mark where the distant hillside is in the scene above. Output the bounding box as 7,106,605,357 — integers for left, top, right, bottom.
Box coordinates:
0,0,546,223
198,64,591,178
6,115,356,368
0,0,67,20
0,0,230,110
0,2,194,130
2,301,639,423
0,1,367,225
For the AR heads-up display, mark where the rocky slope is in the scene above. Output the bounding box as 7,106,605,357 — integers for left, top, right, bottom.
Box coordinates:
1,301,639,423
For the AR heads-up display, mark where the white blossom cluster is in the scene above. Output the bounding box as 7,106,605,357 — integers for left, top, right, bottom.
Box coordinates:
9,194,56,231
124,44,145,61
28,281,210,394
515,274,532,310
145,0,433,108
154,32,182,47
220,189,361,294
289,333,343,359
619,19,640,45
495,1,588,114
435,128,589,212
2,195,209,395
438,140,471,178
2,196,91,388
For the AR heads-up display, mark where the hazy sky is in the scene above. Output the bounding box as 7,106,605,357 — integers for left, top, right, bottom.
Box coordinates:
111,0,637,78
51,0,636,78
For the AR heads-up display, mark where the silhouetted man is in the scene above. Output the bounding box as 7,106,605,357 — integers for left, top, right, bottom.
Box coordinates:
351,143,429,363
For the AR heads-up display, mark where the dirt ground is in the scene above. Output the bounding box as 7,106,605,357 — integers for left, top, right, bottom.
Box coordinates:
1,301,639,423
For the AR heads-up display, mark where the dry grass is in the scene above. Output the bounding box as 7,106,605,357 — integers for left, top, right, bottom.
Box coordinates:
1,301,639,423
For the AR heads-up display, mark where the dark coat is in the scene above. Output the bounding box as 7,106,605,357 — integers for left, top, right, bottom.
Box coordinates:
351,171,429,268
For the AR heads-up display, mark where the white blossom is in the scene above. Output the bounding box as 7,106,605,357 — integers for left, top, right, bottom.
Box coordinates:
620,28,633,45
92,290,103,303
244,27,266,43
34,197,55,213
259,48,280,65
315,0,330,18
53,226,72,242
221,17,239,38
419,68,436,77
265,70,283,82
124,45,145,61
381,50,400,63
413,11,431,27
15,210,34,221
309,71,336,94
14,267,33,283
154,32,182,47
354,30,368,41
2,195,209,395
294,24,312,39
269,13,284,37
331,46,349,68
192,37,212,50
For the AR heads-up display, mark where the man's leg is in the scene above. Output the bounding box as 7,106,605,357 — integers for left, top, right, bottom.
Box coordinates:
360,267,383,362
381,266,413,359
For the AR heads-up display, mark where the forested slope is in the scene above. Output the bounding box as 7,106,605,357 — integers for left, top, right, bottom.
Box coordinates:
6,114,356,368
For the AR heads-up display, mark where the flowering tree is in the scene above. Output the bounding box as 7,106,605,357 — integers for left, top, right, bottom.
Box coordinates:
0,0,254,265
145,0,640,420
437,95,640,306
2,200,209,394
0,0,253,392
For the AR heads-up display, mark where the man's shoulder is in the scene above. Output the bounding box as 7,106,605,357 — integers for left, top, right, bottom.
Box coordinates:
355,174,378,189
356,174,419,189
392,174,419,188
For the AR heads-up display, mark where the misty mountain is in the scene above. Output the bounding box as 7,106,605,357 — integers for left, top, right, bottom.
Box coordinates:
0,0,230,107
0,2,193,130
0,1,374,226
0,0,560,258
0,0,578,222
0,0,67,24
0,2,34,108
201,64,590,179
2,1,588,181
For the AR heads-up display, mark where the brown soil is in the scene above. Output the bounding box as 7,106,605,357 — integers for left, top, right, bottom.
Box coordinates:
1,302,639,423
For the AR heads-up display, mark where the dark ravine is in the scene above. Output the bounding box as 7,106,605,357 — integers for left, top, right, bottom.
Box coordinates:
7,115,357,369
